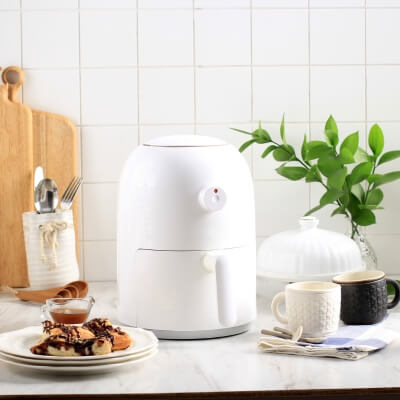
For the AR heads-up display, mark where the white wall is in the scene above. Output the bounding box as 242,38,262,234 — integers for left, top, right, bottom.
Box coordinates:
1,0,400,280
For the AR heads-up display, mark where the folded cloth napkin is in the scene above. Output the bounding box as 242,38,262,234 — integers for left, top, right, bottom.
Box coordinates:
258,322,398,361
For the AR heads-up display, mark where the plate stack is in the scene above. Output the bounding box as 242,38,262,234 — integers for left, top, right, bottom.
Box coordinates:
0,326,158,375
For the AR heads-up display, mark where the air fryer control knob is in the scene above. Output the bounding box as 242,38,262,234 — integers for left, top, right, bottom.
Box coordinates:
198,187,227,212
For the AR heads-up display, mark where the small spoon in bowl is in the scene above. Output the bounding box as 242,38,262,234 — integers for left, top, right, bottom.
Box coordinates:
34,178,58,213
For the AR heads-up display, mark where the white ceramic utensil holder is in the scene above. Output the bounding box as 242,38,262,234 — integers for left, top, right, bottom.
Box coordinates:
23,210,79,289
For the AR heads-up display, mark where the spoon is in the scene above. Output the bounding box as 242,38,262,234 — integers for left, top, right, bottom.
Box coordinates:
34,178,58,213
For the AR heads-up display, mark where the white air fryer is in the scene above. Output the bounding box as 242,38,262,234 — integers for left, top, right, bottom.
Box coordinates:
117,135,256,339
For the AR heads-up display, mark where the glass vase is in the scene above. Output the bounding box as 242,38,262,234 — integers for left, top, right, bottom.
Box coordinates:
346,218,378,271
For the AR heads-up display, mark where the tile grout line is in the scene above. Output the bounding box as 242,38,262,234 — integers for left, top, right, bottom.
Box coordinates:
192,0,197,135
136,0,141,144
77,0,85,280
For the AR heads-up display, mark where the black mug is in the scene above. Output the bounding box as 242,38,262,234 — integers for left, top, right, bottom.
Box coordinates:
333,270,400,325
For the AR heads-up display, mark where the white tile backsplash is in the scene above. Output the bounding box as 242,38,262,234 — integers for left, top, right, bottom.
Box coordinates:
22,11,79,68
0,0,19,9
80,10,137,67
22,0,78,8
195,9,251,66
310,9,365,65
255,180,310,237
253,0,308,7
138,0,192,8
0,12,21,67
83,183,118,241
80,0,137,8
310,66,365,122
367,9,400,64
138,10,193,66
140,125,195,143
84,241,116,281
23,69,81,124
252,10,308,65
309,0,365,6
1,2,400,280
139,67,194,123
195,0,250,7
82,126,138,183
81,68,138,125
196,67,251,123
253,67,309,122
367,66,400,122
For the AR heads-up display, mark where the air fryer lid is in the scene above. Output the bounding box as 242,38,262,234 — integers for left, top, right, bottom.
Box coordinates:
143,135,226,147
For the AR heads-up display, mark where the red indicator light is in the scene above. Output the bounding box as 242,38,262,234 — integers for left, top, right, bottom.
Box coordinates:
213,188,218,193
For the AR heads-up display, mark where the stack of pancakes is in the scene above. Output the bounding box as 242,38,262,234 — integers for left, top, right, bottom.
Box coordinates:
30,318,132,356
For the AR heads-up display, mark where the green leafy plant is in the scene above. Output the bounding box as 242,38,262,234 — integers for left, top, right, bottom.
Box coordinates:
232,115,400,239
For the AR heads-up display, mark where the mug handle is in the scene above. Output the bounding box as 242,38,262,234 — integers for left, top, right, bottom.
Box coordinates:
271,292,288,324
386,279,400,309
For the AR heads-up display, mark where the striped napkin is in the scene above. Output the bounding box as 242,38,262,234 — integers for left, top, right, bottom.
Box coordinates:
258,322,398,360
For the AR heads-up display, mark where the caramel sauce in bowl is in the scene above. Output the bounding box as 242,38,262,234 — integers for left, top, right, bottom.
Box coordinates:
49,308,89,324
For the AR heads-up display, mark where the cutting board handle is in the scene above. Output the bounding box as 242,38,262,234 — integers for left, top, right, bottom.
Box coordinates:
1,66,24,102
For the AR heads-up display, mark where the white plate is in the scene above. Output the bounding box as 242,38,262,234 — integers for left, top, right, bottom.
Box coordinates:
0,326,158,361
0,348,158,375
0,347,156,366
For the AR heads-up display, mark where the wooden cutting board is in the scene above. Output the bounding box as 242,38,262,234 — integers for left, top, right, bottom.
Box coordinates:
0,79,33,287
1,66,79,286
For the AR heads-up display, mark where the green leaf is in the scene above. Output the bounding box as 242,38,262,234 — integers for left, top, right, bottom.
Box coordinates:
327,167,347,190
305,165,322,183
349,162,373,185
230,127,252,136
317,155,342,177
366,188,384,205
301,134,308,162
331,205,346,217
347,194,361,220
353,209,376,226
238,139,256,153
355,147,372,163
368,124,384,157
280,114,286,145
351,183,365,202
325,115,339,147
377,150,400,166
387,280,400,296
305,141,332,161
339,147,355,164
253,126,271,143
371,171,400,187
276,166,308,181
261,145,278,158
273,145,295,161
340,131,359,155
320,189,342,206
304,203,326,216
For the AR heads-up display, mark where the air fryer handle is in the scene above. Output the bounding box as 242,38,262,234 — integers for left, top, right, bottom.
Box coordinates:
215,255,237,327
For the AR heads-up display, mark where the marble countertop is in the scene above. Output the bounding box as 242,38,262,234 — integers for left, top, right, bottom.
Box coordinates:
1,281,400,397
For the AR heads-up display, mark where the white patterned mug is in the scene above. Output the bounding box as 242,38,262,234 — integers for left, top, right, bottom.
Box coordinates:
271,281,341,338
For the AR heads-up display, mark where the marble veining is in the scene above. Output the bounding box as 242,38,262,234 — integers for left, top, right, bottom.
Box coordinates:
0,282,400,395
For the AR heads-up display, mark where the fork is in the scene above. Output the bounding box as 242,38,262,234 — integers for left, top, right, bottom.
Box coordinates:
60,177,83,210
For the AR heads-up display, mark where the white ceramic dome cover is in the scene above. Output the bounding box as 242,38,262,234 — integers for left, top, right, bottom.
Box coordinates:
257,217,364,281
